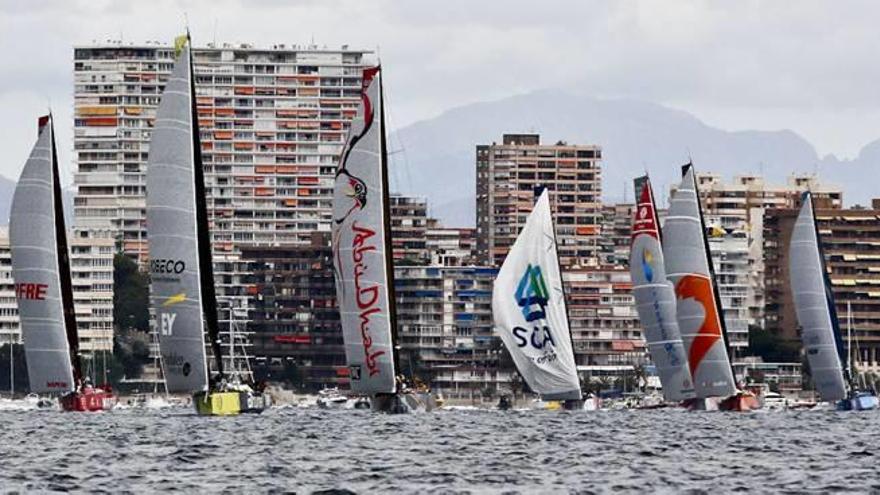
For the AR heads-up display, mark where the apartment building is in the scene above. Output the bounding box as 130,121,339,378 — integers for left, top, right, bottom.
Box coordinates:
239,234,343,391
599,203,635,267
73,41,372,261
0,228,18,346
476,134,602,268
389,194,429,264
425,220,476,267
69,229,115,353
765,201,880,373
564,266,645,384
394,265,513,401
705,219,751,359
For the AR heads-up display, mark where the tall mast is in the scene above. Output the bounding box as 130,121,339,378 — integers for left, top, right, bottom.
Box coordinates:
377,68,402,381
186,34,225,379
805,191,852,388
48,116,84,385
685,162,738,386
536,185,579,389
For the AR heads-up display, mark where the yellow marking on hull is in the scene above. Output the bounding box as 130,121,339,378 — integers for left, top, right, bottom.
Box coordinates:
194,391,241,416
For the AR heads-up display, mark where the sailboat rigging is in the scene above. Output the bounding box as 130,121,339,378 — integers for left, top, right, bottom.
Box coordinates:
629,176,694,402
146,34,269,415
332,65,435,413
492,188,583,409
789,191,878,411
9,114,116,412
663,163,759,411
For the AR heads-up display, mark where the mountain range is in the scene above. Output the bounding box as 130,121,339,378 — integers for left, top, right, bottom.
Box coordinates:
389,89,880,226
2,90,877,228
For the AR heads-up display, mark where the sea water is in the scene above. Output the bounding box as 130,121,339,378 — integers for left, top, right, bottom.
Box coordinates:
1,407,878,493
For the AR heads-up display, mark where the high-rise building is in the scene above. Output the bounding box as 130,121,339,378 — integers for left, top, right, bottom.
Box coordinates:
0,228,19,347
394,265,512,401
0,228,114,352
565,266,645,384
241,234,344,391
764,201,880,372
705,220,750,359
389,194,429,264
73,41,372,261
476,134,602,268
599,203,635,267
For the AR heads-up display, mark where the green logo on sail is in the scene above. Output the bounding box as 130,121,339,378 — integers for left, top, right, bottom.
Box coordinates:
515,264,549,322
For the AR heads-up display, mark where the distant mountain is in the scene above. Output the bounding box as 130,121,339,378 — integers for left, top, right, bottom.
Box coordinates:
389,89,874,227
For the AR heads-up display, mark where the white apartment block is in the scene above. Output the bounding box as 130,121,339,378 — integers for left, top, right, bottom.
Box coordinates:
70,229,115,353
0,228,19,346
705,219,750,359
73,41,372,262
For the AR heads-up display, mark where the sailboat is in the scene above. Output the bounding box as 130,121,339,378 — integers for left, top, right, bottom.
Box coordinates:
146,34,269,416
629,176,695,403
9,114,116,412
332,65,436,413
663,163,759,411
789,191,878,411
492,188,583,410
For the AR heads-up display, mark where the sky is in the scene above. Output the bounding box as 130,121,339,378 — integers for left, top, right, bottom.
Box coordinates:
2,0,880,183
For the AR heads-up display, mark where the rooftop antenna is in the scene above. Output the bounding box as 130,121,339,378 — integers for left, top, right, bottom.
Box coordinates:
213,17,218,46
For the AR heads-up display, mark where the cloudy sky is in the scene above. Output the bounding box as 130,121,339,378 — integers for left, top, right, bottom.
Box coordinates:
2,0,879,183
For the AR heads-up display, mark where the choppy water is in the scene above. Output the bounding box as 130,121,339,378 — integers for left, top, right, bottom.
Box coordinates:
1,406,879,493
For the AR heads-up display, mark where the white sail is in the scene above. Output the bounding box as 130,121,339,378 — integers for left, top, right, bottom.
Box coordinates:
629,176,695,401
663,165,737,398
789,192,848,401
332,67,397,395
9,117,76,394
492,190,581,401
146,45,210,393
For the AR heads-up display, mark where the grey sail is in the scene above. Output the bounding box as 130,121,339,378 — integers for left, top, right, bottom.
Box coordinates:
146,46,209,393
789,193,848,401
332,67,398,395
629,176,695,401
9,118,76,394
663,165,737,398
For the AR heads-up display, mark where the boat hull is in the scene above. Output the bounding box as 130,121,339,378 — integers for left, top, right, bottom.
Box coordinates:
683,392,761,412
718,391,762,412
193,390,271,416
60,388,116,412
371,391,437,413
836,391,879,411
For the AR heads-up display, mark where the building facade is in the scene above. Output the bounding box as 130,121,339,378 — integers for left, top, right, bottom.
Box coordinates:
476,134,602,268
765,202,880,373
73,41,371,261
599,203,635,267
69,229,116,353
705,220,751,359
241,235,343,391
565,266,646,386
394,265,513,401
389,194,429,264
425,220,476,267
0,228,18,347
